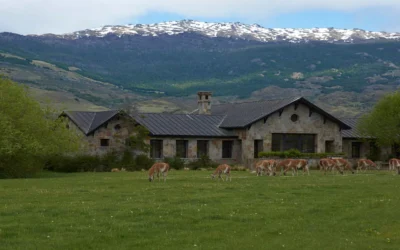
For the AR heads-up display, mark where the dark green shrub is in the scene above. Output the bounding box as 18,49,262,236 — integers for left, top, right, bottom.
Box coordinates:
134,154,155,171
257,151,283,158
164,156,186,170
258,150,345,159
187,155,218,170
366,148,381,161
283,149,302,158
44,155,77,173
120,150,136,171
45,151,155,173
1,155,43,178
99,151,120,172
78,155,101,172
45,154,101,173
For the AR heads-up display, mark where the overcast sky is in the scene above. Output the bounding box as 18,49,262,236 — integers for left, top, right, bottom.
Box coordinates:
0,0,399,34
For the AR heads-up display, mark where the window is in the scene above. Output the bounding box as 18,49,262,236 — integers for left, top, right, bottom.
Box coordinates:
176,140,188,158
150,140,163,158
222,141,233,158
272,134,315,153
100,139,110,147
325,140,334,153
66,124,70,129
254,140,263,158
352,142,361,158
114,124,121,131
104,123,108,129
291,114,299,122
197,140,209,157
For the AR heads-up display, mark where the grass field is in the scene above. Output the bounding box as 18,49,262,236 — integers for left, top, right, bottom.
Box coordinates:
1,170,400,250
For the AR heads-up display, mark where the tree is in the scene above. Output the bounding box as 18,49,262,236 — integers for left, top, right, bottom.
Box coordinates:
357,91,400,148
119,101,151,154
125,125,150,154
0,77,81,178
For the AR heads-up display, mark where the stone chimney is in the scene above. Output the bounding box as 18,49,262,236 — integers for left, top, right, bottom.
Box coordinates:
197,91,212,115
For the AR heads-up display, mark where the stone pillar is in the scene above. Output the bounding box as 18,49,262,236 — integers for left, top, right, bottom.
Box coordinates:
163,139,175,158
209,139,222,160
188,140,197,159
263,134,272,152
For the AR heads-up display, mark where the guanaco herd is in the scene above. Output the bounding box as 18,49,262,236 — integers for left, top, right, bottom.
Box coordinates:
256,158,400,176
112,158,400,182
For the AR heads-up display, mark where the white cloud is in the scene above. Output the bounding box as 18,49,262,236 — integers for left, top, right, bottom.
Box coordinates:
0,0,399,34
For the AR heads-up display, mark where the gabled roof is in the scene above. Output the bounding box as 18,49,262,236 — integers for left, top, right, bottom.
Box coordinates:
61,110,121,135
134,113,236,138
60,96,351,138
212,96,351,129
340,117,374,139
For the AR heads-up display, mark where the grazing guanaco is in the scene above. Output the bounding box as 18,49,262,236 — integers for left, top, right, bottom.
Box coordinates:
255,160,276,176
111,168,126,172
319,158,343,175
332,158,354,174
211,164,231,181
389,158,400,174
357,159,377,173
278,159,309,176
148,162,170,182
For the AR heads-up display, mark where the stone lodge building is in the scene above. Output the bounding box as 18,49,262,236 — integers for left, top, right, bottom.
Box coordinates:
61,92,393,165
60,110,136,155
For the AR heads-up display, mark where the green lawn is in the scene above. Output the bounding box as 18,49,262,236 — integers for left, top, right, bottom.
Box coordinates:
1,170,400,250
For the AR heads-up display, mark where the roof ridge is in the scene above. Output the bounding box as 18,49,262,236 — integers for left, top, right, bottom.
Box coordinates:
87,110,120,134
212,96,302,107
87,112,98,134
137,112,226,117
64,109,117,113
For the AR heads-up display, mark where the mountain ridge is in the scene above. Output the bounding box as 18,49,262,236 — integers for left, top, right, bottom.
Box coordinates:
29,20,400,44
1,21,400,117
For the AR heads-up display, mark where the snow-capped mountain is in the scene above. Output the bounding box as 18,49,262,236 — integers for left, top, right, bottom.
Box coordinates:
48,20,400,43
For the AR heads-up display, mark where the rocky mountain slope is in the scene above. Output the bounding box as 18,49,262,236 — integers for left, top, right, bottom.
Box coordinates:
41,20,400,43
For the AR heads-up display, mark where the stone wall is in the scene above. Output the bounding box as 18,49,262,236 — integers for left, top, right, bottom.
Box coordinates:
236,102,343,165
150,137,241,164
342,139,369,159
343,139,393,161
66,114,134,155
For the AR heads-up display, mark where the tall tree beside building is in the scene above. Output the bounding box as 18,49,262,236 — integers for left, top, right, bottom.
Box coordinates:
0,77,81,178
357,92,400,148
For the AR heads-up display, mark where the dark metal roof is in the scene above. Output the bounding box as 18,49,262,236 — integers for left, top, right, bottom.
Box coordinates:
62,110,120,135
134,113,236,138
61,96,351,138
340,117,374,139
212,96,351,129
